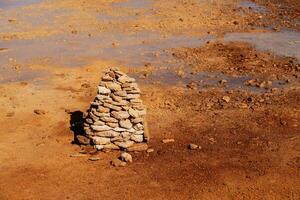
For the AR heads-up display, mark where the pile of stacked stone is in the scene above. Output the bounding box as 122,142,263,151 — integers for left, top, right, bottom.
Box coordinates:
83,68,149,151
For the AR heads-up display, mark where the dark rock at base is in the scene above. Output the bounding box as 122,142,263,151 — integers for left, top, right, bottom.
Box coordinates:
76,135,90,145
126,143,148,152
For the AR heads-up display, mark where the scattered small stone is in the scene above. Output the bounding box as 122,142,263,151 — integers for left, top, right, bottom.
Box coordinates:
70,153,88,158
126,143,148,152
89,157,100,161
146,148,154,153
120,152,133,163
162,139,175,144
111,158,126,167
222,96,231,103
188,144,200,150
34,109,46,115
6,112,15,117
76,135,90,145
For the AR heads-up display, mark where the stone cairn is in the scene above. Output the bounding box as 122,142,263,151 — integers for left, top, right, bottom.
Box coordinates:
83,68,149,151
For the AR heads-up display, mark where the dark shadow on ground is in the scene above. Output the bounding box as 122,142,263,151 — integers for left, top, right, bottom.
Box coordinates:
69,110,85,144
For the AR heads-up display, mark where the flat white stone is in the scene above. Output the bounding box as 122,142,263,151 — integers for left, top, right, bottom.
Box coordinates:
131,134,144,143
92,137,111,145
98,86,111,94
91,125,112,132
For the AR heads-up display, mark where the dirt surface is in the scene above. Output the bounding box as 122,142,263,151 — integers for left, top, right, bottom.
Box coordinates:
0,0,300,199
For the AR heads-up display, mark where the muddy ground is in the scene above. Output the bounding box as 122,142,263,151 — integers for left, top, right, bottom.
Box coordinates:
0,0,299,199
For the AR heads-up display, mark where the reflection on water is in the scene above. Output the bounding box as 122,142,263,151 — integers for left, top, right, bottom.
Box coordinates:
0,0,43,9
112,0,152,9
239,1,267,13
225,31,300,62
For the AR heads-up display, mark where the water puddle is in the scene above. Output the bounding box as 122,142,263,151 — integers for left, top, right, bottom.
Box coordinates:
97,14,137,22
0,0,43,9
224,30,300,62
0,32,214,68
239,1,266,13
132,69,290,92
112,0,152,9
0,67,47,84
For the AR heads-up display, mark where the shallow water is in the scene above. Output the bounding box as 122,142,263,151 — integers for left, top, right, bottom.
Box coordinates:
224,31,300,62
132,69,290,92
239,1,266,13
0,0,42,9
112,0,152,9
0,31,214,68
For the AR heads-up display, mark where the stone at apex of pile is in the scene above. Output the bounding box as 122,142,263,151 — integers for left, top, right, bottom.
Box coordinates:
83,67,149,151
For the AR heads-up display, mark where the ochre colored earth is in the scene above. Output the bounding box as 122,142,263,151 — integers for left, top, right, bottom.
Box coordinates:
0,0,299,199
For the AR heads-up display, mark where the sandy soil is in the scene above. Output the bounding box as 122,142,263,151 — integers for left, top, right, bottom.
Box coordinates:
0,0,299,199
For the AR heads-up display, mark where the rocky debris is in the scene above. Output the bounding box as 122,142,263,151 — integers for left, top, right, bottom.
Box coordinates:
34,109,46,115
120,152,133,163
70,153,88,158
6,112,15,117
222,96,231,103
76,135,90,145
84,68,148,151
188,144,201,150
89,157,100,161
162,139,175,144
146,148,154,153
127,143,148,152
111,158,126,167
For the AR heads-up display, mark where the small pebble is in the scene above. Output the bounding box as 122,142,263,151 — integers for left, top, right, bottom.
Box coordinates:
146,148,154,153
89,157,100,161
120,152,133,163
111,158,126,167
162,139,175,144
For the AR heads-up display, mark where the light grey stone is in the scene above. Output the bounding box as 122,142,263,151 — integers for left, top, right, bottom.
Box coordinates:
111,100,128,106
120,119,133,129
111,158,126,167
85,118,93,124
135,130,144,135
91,125,112,132
97,106,110,113
103,103,122,111
92,110,110,118
98,86,111,94
103,143,120,150
105,82,121,92
111,111,130,120
133,123,144,130
95,145,104,151
125,94,140,99
94,130,120,138
114,91,127,97
131,118,143,124
128,108,139,118
106,122,119,128
110,94,123,102
118,75,135,84
100,117,118,123
131,134,143,143
93,120,105,126
114,127,129,132
127,143,148,152
102,74,113,81
120,152,133,163
92,137,111,145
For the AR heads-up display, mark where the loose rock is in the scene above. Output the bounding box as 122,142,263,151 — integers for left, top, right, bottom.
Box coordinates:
120,152,133,163
111,159,126,167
